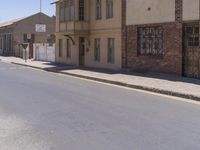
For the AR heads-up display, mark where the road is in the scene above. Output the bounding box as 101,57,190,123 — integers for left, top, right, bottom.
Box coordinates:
0,62,200,150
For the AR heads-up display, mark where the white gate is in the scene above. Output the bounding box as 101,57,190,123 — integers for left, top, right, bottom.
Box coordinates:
33,43,55,62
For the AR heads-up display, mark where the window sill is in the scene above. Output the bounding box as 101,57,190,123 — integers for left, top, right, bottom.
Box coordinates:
137,54,164,59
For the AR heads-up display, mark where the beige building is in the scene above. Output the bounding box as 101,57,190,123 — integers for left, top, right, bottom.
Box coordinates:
54,0,122,70
0,13,55,58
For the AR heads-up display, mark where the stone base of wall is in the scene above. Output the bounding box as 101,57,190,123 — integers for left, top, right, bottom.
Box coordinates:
122,22,183,76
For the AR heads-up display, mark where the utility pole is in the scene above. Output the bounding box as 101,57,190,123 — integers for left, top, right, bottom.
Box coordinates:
40,0,42,13
39,0,42,23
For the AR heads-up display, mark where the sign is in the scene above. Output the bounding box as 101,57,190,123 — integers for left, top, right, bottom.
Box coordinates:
27,34,31,39
21,43,28,49
35,24,46,32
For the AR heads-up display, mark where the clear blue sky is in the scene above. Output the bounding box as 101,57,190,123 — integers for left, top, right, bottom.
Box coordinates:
0,0,55,22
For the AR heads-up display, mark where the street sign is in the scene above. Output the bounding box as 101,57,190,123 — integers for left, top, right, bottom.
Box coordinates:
21,43,28,49
35,24,46,32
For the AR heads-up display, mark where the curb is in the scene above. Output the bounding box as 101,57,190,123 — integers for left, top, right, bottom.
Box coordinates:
11,62,200,102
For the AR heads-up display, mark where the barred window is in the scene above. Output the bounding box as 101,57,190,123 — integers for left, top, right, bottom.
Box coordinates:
185,26,199,47
138,27,163,56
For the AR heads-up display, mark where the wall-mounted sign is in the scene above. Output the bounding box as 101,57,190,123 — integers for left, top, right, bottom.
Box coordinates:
35,24,46,32
27,34,31,39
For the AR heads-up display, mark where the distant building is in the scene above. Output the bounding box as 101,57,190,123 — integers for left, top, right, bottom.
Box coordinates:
0,12,55,58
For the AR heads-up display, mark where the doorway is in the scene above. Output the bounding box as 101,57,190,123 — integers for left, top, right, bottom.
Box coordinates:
183,25,200,78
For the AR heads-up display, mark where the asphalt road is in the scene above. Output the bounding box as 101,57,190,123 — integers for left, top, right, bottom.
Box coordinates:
0,62,200,150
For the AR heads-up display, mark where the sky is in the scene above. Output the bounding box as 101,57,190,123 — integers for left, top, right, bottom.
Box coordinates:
0,0,56,23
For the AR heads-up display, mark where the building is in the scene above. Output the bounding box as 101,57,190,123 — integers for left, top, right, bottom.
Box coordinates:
123,0,200,78
54,0,200,79
0,12,55,58
54,0,122,70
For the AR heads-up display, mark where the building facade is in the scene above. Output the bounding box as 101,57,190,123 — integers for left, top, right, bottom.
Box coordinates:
55,0,200,79
55,0,122,70
123,0,200,78
0,13,55,58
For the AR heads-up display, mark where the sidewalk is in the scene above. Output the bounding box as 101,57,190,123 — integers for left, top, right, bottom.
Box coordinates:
1,56,200,101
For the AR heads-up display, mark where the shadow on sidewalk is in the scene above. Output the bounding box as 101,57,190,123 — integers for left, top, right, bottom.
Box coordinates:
40,62,200,86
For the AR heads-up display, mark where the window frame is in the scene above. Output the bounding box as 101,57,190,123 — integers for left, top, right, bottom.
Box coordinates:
59,39,63,57
79,0,85,21
185,26,199,47
94,38,101,62
106,0,113,19
66,39,71,59
60,0,75,22
137,26,163,56
107,38,115,63
96,0,102,20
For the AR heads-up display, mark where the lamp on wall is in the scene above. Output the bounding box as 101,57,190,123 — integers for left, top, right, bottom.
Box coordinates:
64,35,75,45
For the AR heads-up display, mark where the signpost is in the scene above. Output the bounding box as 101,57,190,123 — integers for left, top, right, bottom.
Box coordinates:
21,43,29,62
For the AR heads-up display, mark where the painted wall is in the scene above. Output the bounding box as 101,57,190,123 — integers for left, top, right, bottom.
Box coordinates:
89,0,122,30
55,34,79,65
183,0,199,21
85,30,122,70
126,0,175,25
55,0,122,70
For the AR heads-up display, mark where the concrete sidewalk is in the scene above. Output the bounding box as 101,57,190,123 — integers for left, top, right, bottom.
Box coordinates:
1,56,200,101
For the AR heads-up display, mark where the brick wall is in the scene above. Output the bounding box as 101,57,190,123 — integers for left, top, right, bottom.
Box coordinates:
125,23,182,75
122,0,183,75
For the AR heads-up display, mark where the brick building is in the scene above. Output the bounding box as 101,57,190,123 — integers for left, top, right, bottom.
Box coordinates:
54,0,200,79
0,12,55,58
122,0,200,78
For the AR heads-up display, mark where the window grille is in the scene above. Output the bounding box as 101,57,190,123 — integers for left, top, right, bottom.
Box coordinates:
185,26,199,47
138,27,163,56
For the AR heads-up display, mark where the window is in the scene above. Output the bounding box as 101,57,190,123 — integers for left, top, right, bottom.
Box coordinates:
60,0,74,22
138,27,163,56
0,36,3,50
107,38,114,63
79,0,85,21
94,39,100,61
96,0,101,20
23,34,35,43
67,39,71,58
185,26,199,47
106,0,113,19
60,1,65,21
59,39,63,57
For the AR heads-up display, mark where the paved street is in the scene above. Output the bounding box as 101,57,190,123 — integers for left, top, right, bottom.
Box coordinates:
0,62,200,150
